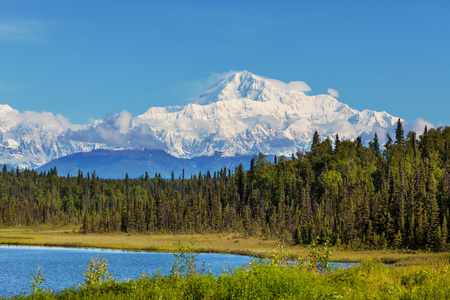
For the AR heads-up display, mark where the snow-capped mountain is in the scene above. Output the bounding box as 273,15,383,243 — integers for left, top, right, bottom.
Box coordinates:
0,105,108,169
0,71,401,169
134,71,399,158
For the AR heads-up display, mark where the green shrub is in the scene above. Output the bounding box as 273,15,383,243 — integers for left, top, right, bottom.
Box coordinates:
170,240,205,278
30,265,46,297
401,268,431,286
15,246,450,299
82,255,114,286
306,237,332,273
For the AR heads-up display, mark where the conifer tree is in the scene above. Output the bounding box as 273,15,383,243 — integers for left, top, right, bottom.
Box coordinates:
419,125,430,159
334,134,341,151
369,133,381,157
395,118,405,145
311,130,321,154
442,215,448,245
120,198,128,232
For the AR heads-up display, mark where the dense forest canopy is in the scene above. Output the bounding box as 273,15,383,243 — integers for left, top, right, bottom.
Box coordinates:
1,123,449,251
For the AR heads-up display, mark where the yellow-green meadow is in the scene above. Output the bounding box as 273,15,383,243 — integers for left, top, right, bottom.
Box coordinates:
0,226,445,266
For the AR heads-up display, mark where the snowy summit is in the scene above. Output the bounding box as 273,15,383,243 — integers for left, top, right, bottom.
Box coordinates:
0,71,400,169
134,71,399,158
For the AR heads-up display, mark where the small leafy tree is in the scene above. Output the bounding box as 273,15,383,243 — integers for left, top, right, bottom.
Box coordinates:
171,241,201,277
30,265,46,296
270,243,289,266
306,237,332,273
83,255,113,286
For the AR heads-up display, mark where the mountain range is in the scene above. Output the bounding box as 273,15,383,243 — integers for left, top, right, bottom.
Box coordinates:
36,149,266,179
1,71,401,176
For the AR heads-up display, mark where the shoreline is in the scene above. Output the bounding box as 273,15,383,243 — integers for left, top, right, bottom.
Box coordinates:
0,227,446,266
0,242,265,259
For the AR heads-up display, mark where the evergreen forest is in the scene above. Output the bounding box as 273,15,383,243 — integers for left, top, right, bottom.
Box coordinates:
1,122,450,251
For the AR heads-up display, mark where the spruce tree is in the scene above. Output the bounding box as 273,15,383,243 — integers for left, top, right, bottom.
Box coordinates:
395,118,405,145
442,215,448,245
419,125,429,159
312,131,320,153
369,133,381,157
334,134,341,151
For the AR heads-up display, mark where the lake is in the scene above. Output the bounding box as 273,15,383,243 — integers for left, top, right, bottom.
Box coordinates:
0,245,355,298
0,245,253,297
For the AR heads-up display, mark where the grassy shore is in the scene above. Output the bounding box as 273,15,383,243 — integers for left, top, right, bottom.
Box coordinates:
2,226,450,299
0,226,446,266
10,256,450,299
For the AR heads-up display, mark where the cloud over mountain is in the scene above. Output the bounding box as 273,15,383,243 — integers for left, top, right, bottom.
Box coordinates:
409,117,435,134
328,88,339,98
66,111,167,150
266,78,311,92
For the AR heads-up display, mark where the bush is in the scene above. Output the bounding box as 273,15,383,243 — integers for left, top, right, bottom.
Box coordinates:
170,240,204,277
306,237,332,273
82,255,114,286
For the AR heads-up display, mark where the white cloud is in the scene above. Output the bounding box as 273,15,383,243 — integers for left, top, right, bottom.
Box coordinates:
328,88,339,98
0,19,49,42
113,110,133,134
0,104,81,134
266,79,311,92
22,111,77,131
410,117,435,134
66,111,167,150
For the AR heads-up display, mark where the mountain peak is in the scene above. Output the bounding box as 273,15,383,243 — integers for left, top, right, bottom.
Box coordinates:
194,71,314,105
195,71,270,104
0,72,404,170
0,104,14,112
229,70,262,81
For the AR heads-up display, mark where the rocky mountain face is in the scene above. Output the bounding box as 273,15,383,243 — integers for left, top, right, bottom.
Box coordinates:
0,71,400,170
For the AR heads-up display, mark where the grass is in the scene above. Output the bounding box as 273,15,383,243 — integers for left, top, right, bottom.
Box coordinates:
0,226,446,266
2,228,450,299
8,255,450,299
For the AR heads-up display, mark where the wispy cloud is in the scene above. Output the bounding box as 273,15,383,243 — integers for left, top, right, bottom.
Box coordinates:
0,81,17,92
328,88,339,98
0,19,49,42
0,82,10,92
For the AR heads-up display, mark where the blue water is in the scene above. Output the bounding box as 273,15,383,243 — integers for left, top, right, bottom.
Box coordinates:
0,245,252,297
0,246,355,298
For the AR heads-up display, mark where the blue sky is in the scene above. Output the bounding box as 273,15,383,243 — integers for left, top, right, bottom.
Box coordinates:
0,0,449,127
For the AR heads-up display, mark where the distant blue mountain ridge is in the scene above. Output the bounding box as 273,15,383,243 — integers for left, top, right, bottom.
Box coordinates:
37,149,274,179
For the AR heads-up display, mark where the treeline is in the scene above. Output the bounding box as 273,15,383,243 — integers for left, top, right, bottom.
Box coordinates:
0,122,449,251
